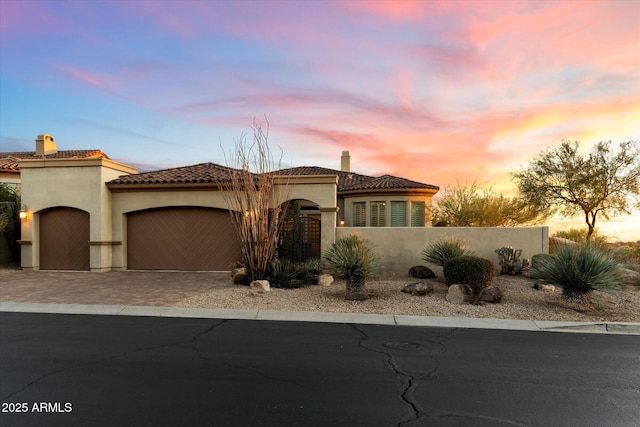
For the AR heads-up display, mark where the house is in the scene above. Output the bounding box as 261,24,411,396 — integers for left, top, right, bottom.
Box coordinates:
2,135,439,272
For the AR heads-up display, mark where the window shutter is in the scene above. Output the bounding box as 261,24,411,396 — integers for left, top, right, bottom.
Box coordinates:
371,201,386,227
390,201,407,226
353,202,366,227
411,202,425,227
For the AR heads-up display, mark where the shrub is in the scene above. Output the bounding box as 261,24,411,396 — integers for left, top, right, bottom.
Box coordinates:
530,244,622,300
266,259,318,289
422,237,475,267
495,246,529,275
443,256,496,294
324,234,380,281
232,272,249,285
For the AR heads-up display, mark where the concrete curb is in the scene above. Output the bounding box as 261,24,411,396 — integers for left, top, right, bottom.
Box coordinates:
1,301,639,335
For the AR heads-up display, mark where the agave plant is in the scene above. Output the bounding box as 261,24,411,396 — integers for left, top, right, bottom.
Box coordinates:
530,244,622,301
422,236,475,267
323,234,380,300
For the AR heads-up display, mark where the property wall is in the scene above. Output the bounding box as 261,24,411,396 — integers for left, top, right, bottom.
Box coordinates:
336,226,549,275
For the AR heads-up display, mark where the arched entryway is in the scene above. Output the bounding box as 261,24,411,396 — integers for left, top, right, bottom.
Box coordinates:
278,199,322,262
126,206,242,270
39,207,90,270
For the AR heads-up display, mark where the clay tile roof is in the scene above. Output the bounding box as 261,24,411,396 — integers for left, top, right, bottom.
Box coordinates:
0,150,109,172
275,166,438,192
108,162,244,185
341,174,439,191
275,166,374,191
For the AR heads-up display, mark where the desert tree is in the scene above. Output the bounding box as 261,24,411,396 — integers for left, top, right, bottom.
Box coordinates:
219,119,290,282
0,183,21,262
432,182,548,227
513,140,640,241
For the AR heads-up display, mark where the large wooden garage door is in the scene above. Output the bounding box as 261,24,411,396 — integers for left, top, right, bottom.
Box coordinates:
127,207,242,270
40,207,90,270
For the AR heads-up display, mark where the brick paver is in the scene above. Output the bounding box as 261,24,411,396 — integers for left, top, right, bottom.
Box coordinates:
0,269,229,306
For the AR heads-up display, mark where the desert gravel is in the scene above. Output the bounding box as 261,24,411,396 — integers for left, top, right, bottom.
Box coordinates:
176,274,640,323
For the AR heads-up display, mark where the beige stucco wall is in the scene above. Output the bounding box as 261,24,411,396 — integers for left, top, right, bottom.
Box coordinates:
335,226,549,275
109,176,338,270
19,158,137,271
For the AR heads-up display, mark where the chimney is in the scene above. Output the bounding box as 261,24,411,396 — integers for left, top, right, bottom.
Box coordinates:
35,134,58,155
341,150,351,172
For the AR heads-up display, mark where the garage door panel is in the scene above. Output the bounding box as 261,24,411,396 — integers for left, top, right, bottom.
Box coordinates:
127,207,242,270
40,207,90,271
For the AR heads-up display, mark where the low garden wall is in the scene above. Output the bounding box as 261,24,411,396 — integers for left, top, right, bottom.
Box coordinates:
335,227,549,276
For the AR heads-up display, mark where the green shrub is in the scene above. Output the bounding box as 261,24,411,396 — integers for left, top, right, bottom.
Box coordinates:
530,244,622,300
422,237,475,267
443,256,496,294
323,234,380,284
266,258,318,289
232,272,249,285
495,246,529,275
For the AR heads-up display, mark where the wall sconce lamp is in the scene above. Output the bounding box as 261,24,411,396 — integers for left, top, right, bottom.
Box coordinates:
339,219,345,227
19,205,28,220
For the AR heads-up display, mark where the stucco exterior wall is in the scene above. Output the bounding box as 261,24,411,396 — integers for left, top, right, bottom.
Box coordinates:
336,226,549,275
19,159,137,271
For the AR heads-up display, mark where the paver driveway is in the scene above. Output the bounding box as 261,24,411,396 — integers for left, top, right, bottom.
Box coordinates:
0,269,228,306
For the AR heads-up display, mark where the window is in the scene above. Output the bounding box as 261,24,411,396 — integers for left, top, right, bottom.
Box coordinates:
390,201,407,226
370,201,386,227
353,202,366,226
410,201,425,227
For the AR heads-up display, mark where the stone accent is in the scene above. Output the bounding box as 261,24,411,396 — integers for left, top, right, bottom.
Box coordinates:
478,286,503,303
401,281,434,296
250,280,270,293
231,267,246,278
408,265,436,279
318,274,334,287
446,284,474,304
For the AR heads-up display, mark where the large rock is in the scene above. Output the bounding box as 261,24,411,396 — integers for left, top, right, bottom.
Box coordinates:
478,286,503,303
318,274,334,287
250,280,270,293
408,265,436,279
446,284,474,304
401,281,434,296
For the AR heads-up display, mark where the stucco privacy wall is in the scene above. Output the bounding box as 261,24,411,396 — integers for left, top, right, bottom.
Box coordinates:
19,159,138,271
336,226,549,275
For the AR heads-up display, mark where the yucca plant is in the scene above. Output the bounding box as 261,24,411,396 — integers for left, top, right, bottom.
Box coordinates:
530,244,622,302
422,236,475,267
323,234,380,300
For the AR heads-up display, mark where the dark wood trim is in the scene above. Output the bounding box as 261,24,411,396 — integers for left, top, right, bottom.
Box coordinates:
89,241,122,246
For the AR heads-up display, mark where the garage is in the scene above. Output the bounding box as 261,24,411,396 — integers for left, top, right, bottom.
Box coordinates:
39,207,90,270
126,207,242,270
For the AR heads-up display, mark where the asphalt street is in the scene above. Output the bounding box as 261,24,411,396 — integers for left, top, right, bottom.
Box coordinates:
1,312,639,427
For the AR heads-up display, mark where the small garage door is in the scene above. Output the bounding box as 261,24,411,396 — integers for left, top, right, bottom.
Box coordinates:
40,207,90,270
127,207,242,270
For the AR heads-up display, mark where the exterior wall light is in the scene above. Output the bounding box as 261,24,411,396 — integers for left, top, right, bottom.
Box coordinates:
339,219,345,227
19,205,28,220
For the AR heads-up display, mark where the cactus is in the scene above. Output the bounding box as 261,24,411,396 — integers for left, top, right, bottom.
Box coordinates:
495,246,530,275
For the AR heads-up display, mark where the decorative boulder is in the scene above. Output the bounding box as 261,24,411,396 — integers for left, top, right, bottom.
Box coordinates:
250,280,270,293
318,274,334,287
401,281,434,296
408,265,436,279
533,282,557,292
540,284,557,293
478,286,503,303
446,284,474,304
231,267,246,278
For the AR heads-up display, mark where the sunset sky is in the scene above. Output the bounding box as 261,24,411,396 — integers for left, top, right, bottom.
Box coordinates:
1,0,638,239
